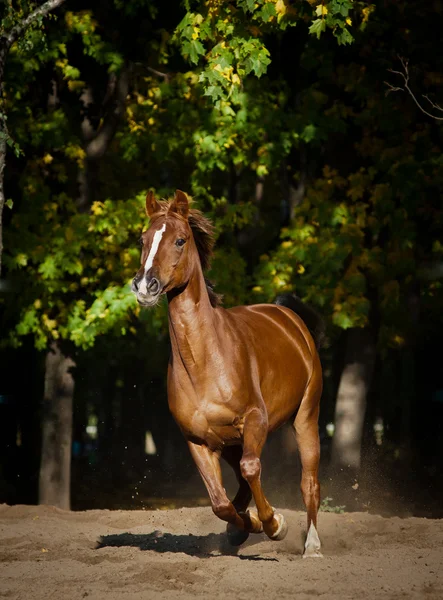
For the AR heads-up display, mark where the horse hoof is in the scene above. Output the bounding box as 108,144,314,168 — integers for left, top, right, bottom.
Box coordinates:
247,508,263,533
269,512,288,541
226,523,250,546
303,523,322,558
303,549,324,559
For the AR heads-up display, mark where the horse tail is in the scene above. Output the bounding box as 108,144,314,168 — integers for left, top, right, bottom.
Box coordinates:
274,293,326,350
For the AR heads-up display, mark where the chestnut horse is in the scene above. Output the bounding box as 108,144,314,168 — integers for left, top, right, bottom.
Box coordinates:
132,190,323,558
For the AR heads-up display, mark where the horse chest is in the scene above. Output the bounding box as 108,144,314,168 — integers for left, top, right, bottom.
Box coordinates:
168,384,245,448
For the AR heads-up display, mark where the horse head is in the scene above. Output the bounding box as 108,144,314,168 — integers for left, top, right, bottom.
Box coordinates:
132,190,194,307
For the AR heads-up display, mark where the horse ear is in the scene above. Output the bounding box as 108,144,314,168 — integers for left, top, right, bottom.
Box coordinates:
170,189,189,219
146,190,161,217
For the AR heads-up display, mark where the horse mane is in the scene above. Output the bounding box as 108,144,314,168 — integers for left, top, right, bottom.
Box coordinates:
151,198,223,308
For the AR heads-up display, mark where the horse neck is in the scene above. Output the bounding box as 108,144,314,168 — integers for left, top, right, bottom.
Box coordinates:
167,254,216,365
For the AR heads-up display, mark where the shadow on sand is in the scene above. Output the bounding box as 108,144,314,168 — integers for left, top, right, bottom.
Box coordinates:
97,530,279,561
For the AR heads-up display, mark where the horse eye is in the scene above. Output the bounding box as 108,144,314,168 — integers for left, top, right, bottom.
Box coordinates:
176,238,186,247
138,237,144,247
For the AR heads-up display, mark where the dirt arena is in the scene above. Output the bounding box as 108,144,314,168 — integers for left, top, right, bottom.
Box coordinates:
0,503,442,599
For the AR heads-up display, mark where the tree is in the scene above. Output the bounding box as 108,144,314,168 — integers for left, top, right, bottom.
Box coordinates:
0,0,67,276
1,1,151,508
5,0,442,512
1,0,374,508
253,0,443,487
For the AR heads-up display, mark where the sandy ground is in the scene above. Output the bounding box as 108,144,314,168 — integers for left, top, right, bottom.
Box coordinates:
0,504,442,600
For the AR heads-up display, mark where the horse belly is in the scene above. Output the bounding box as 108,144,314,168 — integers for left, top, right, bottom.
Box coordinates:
261,369,307,431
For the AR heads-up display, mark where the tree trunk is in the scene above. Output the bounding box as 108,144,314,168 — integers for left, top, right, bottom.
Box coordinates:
39,343,74,510
77,67,130,211
330,328,376,479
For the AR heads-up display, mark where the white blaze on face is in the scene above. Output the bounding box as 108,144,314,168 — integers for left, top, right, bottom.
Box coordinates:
139,223,166,295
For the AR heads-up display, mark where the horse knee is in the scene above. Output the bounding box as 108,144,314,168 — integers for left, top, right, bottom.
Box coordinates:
240,455,261,482
212,499,234,521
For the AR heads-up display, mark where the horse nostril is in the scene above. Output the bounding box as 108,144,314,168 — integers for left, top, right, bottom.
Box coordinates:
148,277,160,294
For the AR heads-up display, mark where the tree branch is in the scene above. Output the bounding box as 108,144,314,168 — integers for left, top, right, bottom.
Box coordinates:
146,66,171,81
2,0,67,52
133,62,172,82
85,63,130,160
422,94,443,113
385,56,443,122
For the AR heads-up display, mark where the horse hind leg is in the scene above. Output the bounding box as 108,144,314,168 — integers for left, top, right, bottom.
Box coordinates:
293,378,323,558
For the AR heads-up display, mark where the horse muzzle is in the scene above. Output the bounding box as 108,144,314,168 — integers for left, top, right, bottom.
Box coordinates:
131,275,162,307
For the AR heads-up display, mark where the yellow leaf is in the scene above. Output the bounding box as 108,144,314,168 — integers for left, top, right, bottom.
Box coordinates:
91,201,104,215
392,334,405,347
42,154,53,164
273,275,287,287
346,17,352,25
315,4,328,16
362,5,375,23
297,264,305,274
275,0,287,17
68,80,86,92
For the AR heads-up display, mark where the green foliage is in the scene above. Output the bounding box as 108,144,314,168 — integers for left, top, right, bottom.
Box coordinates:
253,6,443,349
2,0,442,363
1,1,53,52
254,165,372,331
320,496,346,513
4,191,152,349
2,2,263,350
175,1,366,103
209,248,248,307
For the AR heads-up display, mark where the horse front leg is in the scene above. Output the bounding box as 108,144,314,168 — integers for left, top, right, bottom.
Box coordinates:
221,445,263,545
221,445,252,513
240,408,288,541
187,441,259,544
